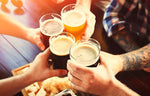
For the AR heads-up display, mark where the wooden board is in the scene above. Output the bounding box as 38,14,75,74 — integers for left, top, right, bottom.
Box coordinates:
11,64,74,96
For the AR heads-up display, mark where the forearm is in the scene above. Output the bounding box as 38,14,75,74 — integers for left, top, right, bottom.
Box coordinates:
106,79,140,96
112,29,140,52
0,73,34,96
120,43,150,71
0,11,30,41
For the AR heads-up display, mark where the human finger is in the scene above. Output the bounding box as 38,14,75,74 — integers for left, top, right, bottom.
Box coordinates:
41,47,50,58
67,60,91,80
37,41,45,51
70,82,85,93
47,69,67,77
68,72,82,87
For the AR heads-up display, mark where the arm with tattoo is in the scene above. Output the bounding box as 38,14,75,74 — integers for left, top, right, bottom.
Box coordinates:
120,43,150,71
112,29,140,52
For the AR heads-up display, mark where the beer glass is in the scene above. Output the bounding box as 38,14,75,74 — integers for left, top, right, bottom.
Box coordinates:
69,38,100,67
49,32,75,69
40,13,64,48
61,4,86,41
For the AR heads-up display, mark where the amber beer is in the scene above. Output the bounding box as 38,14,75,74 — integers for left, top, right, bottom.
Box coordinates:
61,4,86,41
40,13,64,48
49,32,75,69
70,38,100,67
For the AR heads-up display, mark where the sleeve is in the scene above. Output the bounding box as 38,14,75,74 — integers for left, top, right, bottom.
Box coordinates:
103,0,138,37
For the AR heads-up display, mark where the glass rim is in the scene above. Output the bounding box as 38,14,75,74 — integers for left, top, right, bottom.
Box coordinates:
61,3,76,15
39,13,64,36
49,32,76,56
69,38,101,64
61,3,86,27
39,13,61,24
49,32,76,43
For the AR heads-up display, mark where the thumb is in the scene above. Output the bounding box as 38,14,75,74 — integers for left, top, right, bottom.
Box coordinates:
37,41,45,51
40,47,50,59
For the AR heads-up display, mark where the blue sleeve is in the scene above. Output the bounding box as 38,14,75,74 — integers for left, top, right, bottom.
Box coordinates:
103,0,138,37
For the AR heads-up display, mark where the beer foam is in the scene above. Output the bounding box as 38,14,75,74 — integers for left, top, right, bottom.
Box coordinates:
71,44,99,66
50,35,75,56
41,18,64,36
62,10,86,27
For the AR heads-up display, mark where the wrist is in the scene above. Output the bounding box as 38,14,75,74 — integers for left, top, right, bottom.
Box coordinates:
112,55,124,75
117,54,124,72
22,70,36,84
25,28,35,44
18,24,31,41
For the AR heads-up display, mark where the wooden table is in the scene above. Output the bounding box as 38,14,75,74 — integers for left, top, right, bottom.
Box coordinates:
0,0,150,96
0,0,75,79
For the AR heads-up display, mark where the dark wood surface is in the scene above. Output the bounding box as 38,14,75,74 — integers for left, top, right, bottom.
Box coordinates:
0,0,150,96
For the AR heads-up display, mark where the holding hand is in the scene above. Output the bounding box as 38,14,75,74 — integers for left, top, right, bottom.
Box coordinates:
67,60,115,95
54,0,96,40
76,0,96,40
100,51,123,75
26,28,46,51
67,51,140,96
26,48,67,82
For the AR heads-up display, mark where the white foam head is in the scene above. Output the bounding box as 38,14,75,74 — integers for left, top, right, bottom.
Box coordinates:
50,34,75,56
62,10,86,27
40,18,64,36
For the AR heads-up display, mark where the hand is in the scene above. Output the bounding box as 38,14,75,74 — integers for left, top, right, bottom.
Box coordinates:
76,0,96,40
52,0,96,40
100,51,123,75
82,9,96,40
27,28,45,51
67,60,115,95
26,48,67,82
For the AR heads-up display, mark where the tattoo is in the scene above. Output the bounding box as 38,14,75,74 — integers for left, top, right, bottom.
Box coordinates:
121,43,150,71
112,30,139,52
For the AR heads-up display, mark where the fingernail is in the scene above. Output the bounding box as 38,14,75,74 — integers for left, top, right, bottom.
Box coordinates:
41,46,45,51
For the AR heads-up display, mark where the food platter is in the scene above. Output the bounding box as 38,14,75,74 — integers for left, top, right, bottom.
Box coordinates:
11,64,76,96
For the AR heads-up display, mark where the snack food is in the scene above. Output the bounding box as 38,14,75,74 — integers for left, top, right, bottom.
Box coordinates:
42,77,76,96
12,64,77,96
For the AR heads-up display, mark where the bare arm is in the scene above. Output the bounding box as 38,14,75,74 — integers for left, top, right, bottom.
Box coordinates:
0,72,34,96
0,11,29,41
121,43,150,71
100,43,150,75
0,11,45,50
67,60,140,96
0,48,67,96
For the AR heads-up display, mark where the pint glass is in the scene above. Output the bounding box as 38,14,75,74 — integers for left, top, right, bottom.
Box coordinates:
40,13,64,48
61,4,86,41
49,32,75,69
70,38,100,67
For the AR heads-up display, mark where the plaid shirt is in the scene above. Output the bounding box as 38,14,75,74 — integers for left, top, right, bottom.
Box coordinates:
103,0,150,41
